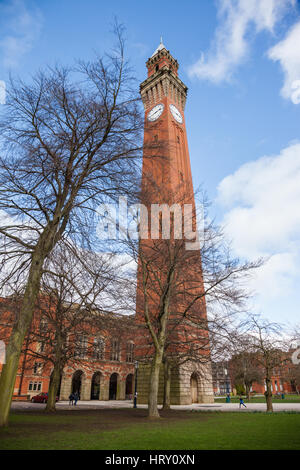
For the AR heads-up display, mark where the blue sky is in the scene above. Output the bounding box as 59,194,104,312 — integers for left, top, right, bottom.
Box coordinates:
0,0,300,326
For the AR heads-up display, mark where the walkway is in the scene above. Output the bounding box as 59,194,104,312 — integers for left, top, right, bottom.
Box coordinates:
11,400,300,412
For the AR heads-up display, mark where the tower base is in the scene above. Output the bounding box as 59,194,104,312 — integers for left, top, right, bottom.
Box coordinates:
137,360,214,405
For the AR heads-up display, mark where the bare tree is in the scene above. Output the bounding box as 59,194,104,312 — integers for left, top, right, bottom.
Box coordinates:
230,350,264,401
1,242,136,412
35,243,126,412
0,25,143,426
161,311,238,409
239,315,289,412
124,187,261,418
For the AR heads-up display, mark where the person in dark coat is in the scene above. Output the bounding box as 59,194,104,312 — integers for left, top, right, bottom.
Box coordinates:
74,391,79,406
69,393,74,406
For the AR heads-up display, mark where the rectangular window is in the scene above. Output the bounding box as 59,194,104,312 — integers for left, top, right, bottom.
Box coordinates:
126,342,134,363
28,381,42,392
33,362,43,375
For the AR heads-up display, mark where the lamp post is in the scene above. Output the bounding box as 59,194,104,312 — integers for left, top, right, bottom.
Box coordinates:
133,361,139,408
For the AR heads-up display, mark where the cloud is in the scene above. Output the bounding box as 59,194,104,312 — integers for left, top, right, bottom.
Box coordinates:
268,21,300,104
249,251,298,299
0,0,43,68
217,142,300,312
218,142,300,256
188,0,295,83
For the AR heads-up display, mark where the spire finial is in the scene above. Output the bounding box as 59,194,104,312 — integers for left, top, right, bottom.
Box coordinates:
151,38,166,57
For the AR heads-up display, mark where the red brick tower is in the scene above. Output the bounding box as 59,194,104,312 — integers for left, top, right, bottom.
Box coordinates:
135,41,214,405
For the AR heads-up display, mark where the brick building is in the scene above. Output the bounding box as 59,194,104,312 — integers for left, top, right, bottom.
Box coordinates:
212,358,298,396
212,361,232,395
0,296,136,402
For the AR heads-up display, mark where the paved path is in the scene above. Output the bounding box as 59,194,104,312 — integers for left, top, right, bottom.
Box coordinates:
11,400,300,412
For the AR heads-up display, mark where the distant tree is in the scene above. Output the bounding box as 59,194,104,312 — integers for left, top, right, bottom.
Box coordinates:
239,315,288,412
230,350,264,401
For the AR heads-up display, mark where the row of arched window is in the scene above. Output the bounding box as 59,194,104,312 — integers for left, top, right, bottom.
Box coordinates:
74,335,134,363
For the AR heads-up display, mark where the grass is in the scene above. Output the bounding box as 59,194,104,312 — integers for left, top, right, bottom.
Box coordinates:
216,394,300,404
1,408,300,450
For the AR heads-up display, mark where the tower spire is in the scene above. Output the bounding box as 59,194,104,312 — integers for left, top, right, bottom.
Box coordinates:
151,37,166,57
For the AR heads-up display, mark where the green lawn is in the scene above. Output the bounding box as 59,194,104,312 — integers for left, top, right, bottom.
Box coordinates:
1,409,300,450
216,394,300,404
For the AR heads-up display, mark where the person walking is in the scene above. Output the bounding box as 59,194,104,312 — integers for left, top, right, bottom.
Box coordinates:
69,392,74,406
239,396,247,409
74,391,79,406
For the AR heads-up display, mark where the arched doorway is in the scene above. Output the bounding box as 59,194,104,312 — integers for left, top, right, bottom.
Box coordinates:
190,373,198,403
91,372,101,400
109,373,118,400
125,374,133,400
72,370,83,397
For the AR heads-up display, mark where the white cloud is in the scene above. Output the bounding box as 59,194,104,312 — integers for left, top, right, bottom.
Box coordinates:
0,0,43,68
268,21,300,104
188,0,295,83
218,142,300,257
249,251,298,298
217,142,300,317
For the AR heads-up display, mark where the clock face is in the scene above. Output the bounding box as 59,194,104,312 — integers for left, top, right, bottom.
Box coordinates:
147,103,164,122
169,104,183,124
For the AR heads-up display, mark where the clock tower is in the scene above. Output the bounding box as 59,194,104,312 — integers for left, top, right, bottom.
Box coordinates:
140,39,194,202
135,41,214,405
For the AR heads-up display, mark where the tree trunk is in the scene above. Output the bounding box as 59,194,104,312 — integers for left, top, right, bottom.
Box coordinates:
162,359,171,410
45,330,64,413
148,349,163,419
265,375,273,412
0,257,43,427
246,384,251,402
45,364,61,413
